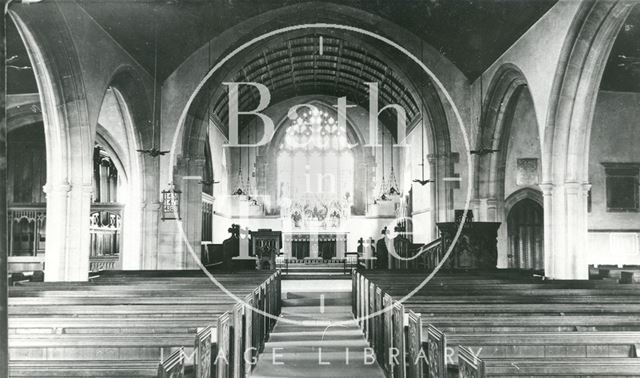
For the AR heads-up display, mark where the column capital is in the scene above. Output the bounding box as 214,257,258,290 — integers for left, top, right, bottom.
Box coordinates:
143,201,162,211
43,181,71,194
539,182,554,195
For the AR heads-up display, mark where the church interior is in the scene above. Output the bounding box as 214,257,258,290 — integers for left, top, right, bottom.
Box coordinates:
3,0,640,377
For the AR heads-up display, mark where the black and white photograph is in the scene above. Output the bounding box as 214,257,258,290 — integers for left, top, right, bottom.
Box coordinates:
2,0,640,377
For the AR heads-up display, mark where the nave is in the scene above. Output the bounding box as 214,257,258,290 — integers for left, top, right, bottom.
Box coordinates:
5,1,640,377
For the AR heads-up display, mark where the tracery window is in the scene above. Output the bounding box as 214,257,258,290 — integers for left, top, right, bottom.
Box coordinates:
277,107,354,229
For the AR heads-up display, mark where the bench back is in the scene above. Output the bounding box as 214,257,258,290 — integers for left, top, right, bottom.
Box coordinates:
157,347,185,378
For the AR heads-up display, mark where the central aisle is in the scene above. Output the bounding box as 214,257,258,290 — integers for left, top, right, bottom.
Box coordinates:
250,280,386,378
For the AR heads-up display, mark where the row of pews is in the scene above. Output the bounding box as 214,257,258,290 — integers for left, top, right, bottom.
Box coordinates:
8,270,281,377
353,270,640,377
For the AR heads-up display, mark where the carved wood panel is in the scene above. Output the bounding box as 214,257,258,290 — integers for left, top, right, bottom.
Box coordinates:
233,303,244,378
406,310,423,378
217,312,232,378
383,294,393,374
157,347,185,378
195,326,213,378
426,325,446,378
244,295,254,375
458,346,484,378
393,302,406,378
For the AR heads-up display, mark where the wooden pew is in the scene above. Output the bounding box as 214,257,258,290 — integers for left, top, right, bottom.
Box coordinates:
353,270,640,378
8,270,282,378
427,325,640,377
9,360,160,377
157,347,185,378
458,346,640,377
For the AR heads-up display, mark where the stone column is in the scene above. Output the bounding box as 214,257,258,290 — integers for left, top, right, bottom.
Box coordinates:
141,201,161,269
180,158,205,269
43,181,91,282
540,183,554,277
541,182,589,280
485,198,499,222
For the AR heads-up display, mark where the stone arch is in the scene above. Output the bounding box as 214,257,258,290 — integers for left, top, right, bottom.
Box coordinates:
10,8,94,281
163,4,464,266
163,1,467,187
545,0,633,184
7,94,42,133
505,187,543,216
100,69,154,270
541,0,634,279
176,29,455,224
476,64,529,208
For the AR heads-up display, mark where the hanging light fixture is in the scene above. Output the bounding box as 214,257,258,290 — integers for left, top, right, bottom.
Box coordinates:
232,131,247,196
375,128,390,202
387,138,401,196
137,10,169,158
246,125,261,207
413,82,435,186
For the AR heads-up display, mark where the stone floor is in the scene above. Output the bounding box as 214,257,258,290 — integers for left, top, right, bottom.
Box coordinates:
250,280,386,378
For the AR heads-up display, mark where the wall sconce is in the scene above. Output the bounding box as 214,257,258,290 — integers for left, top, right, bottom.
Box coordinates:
161,183,182,221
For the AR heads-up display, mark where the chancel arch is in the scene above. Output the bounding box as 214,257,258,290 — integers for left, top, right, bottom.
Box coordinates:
173,25,456,261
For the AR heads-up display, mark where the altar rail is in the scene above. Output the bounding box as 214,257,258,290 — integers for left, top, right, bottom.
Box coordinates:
356,236,444,271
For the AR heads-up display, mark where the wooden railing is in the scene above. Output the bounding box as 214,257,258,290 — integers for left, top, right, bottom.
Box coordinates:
8,204,46,257
89,203,123,272
89,255,120,272
359,236,443,271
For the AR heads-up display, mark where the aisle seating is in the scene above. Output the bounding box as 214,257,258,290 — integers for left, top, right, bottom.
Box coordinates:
8,270,281,378
353,270,640,378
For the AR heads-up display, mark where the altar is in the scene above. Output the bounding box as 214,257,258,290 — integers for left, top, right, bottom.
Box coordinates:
282,232,348,259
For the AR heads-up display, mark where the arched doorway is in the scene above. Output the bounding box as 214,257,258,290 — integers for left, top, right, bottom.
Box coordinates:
507,198,543,270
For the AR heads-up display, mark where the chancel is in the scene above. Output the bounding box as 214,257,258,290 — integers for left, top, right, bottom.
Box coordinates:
4,0,640,377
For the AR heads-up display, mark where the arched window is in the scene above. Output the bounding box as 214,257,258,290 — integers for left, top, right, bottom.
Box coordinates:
277,107,354,229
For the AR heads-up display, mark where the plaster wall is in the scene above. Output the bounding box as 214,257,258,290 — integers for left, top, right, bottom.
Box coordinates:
587,90,640,266
504,89,542,199
478,0,581,145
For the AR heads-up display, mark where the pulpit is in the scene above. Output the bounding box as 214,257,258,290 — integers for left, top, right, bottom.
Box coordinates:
436,222,501,270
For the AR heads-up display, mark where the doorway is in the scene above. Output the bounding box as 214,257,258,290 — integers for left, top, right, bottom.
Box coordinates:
507,198,544,270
